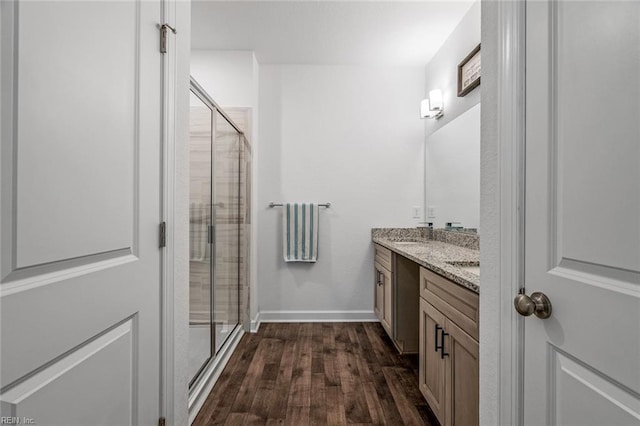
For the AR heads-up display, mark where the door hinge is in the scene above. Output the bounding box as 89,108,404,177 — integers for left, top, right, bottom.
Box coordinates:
159,221,167,248
160,24,177,54
158,417,166,426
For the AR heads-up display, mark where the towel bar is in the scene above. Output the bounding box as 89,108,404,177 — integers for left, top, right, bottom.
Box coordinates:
269,202,331,208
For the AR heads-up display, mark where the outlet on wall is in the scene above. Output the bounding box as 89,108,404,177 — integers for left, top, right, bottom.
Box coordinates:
412,206,421,219
427,205,438,218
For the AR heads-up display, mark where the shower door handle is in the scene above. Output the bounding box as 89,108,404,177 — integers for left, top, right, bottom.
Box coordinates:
208,225,215,245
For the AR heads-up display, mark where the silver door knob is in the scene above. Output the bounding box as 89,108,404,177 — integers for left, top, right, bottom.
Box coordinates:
514,291,552,319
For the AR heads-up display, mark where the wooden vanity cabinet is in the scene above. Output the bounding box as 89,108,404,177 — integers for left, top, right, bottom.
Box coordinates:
445,315,479,426
419,267,479,426
374,244,393,335
374,260,393,335
374,262,385,326
374,243,420,353
419,298,447,423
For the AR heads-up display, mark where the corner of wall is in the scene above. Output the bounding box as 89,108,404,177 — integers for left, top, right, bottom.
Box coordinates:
479,0,500,425
249,52,260,334
250,311,261,333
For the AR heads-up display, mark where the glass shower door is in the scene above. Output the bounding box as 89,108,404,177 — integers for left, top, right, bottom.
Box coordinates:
188,78,243,393
188,90,213,384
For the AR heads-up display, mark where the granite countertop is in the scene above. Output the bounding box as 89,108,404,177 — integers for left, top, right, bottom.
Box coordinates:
372,237,480,294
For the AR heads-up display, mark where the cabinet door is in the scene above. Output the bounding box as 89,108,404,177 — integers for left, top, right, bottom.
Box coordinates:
419,298,447,425
381,264,393,335
374,261,385,322
374,261,392,334
444,318,479,426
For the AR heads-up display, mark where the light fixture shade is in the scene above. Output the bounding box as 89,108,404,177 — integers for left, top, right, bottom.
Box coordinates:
428,89,443,111
420,91,444,119
420,99,430,118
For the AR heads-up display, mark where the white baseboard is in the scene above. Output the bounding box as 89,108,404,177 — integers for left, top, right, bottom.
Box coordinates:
188,325,244,425
258,310,378,323
250,311,261,333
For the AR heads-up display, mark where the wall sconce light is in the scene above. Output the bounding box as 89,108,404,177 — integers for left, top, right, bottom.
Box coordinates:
420,89,444,119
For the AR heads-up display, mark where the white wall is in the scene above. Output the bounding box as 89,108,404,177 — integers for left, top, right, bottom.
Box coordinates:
424,1,481,138
425,103,480,229
258,65,425,319
190,50,256,107
189,50,260,328
479,1,500,424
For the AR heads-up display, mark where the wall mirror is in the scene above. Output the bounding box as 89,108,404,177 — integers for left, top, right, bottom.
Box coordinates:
424,103,480,232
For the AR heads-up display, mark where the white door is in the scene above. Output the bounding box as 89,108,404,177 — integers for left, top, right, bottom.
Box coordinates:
523,1,640,425
1,1,164,424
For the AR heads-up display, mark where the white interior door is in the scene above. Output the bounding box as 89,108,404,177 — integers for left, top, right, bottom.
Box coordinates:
523,1,640,425
1,1,164,424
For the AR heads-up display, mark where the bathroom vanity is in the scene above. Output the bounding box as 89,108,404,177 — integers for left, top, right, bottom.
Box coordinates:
372,228,479,426
374,243,421,353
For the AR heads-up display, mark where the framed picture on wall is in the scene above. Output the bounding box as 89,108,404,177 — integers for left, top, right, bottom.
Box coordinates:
457,44,481,97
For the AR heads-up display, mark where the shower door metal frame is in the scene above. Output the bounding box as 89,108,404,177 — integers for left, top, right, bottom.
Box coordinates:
187,82,216,390
190,78,245,135
188,77,244,392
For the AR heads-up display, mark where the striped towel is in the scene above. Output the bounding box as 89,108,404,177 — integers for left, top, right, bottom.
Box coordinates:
283,203,320,262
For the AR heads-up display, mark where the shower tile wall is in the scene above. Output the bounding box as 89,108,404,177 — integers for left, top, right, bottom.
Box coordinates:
189,104,212,326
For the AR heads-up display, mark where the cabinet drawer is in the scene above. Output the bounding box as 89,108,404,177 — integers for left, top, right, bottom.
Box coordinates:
420,267,479,341
374,244,392,271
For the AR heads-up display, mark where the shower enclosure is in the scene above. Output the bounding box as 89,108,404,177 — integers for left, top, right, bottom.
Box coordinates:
188,78,249,392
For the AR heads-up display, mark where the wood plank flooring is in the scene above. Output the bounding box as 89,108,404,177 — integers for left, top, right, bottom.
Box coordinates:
193,322,438,425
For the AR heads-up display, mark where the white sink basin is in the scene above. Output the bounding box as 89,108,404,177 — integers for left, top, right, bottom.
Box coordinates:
446,261,480,276
458,265,480,275
393,241,422,246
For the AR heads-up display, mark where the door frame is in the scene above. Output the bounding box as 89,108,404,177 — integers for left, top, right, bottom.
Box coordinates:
160,0,191,425
160,0,178,423
163,1,531,424
479,0,526,425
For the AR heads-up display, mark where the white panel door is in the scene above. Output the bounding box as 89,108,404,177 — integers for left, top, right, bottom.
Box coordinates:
1,1,164,424
524,1,640,425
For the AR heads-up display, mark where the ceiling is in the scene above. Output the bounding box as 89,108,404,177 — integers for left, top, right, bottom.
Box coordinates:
191,1,475,67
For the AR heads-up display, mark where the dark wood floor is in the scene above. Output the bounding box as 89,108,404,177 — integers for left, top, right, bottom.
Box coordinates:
193,322,438,425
